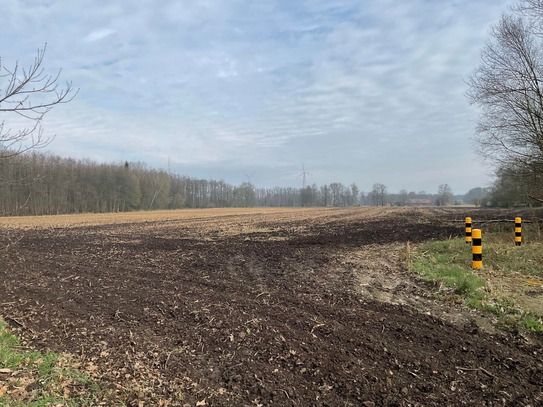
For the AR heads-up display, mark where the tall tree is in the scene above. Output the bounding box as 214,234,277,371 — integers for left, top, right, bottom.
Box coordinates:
320,184,330,206
370,183,387,206
488,166,534,207
329,182,344,206
350,183,359,206
464,187,489,207
300,185,315,207
436,184,453,206
233,182,256,207
466,4,543,199
397,189,409,206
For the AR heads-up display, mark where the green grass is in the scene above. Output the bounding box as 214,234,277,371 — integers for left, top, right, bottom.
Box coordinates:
0,318,99,406
477,221,543,277
412,239,486,300
411,226,543,335
522,314,543,332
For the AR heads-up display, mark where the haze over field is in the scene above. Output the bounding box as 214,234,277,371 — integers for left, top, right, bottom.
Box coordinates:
1,0,512,193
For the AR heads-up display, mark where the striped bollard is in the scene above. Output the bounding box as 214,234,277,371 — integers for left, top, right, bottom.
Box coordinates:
472,229,482,269
465,217,472,244
515,217,522,246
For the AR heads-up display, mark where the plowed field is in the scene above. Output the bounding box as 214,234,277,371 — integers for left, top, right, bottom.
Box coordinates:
1,207,542,406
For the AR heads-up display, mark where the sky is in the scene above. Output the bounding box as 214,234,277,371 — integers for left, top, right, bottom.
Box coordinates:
0,0,515,194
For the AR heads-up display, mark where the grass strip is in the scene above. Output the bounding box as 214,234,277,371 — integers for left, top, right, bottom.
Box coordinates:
411,230,543,336
0,318,99,406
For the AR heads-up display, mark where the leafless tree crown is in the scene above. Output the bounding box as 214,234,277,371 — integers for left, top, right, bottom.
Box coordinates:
0,44,77,158
467,4,543,176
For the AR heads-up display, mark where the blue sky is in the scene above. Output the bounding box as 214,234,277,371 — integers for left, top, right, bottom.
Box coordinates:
1,0,513,194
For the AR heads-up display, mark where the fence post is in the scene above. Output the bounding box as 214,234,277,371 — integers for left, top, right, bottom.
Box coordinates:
465,217,472,244
472,229,482,269
515,217,522,246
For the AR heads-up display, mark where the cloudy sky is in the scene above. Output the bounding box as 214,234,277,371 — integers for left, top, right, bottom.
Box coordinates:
1,0,514,194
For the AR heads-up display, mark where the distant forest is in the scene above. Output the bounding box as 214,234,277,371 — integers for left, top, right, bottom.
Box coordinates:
0,152,473,216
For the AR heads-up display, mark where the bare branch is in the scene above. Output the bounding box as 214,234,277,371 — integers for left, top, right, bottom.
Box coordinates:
0,43,78,158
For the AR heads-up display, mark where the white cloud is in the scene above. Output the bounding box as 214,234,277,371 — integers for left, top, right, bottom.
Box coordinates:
84,28,116,42
0,0,514,192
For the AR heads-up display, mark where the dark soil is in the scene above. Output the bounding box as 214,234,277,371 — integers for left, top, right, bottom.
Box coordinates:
1,207,542,406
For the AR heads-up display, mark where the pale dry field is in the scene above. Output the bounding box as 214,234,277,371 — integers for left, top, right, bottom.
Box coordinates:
0,206,404,230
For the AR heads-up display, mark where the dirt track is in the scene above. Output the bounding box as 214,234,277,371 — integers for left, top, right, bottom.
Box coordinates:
1,207,542,406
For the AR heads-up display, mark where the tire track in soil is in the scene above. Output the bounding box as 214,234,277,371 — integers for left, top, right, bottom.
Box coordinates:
0,208,542,406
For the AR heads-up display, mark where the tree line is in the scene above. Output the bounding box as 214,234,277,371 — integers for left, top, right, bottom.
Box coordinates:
0,152,473,216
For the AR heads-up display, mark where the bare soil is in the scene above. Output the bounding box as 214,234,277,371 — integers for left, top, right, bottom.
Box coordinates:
1,207,542,406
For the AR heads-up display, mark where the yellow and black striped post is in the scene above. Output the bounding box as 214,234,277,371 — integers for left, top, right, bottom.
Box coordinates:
515,217,522,246
472,229,482,269
465,217,472,244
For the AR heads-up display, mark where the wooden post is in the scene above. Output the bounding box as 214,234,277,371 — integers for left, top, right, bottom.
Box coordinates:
472,229,482,269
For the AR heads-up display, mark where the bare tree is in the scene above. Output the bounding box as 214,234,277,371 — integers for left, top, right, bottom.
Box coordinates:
464,187,489,207
1,44,77,159
320,184,330,206
370,183,387,206
466,5,543,198
350,183,359,206
436,184,453,206
329,182,344,206
397,189,409,206
517,0,543,31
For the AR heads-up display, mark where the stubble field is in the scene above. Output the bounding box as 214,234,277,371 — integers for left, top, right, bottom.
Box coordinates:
0,207,542,406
